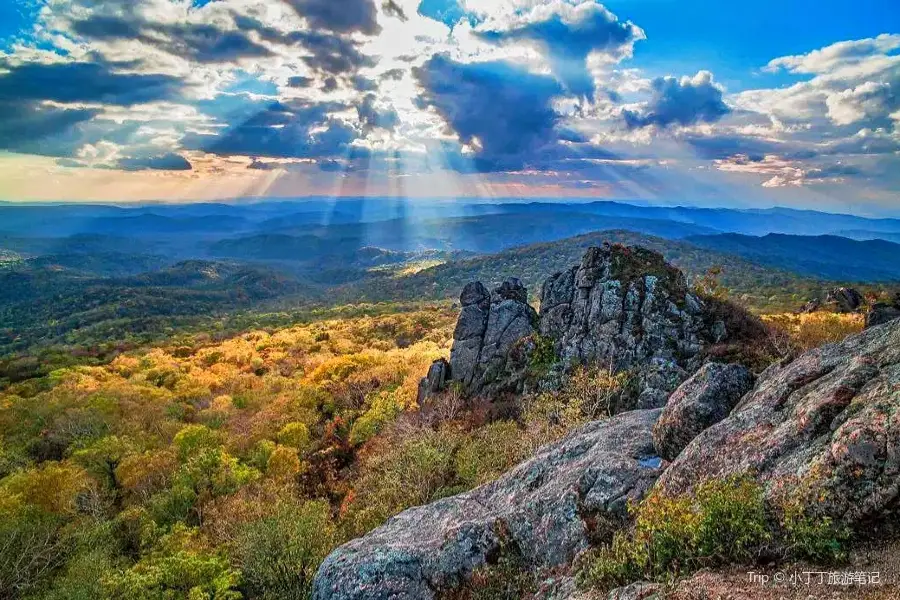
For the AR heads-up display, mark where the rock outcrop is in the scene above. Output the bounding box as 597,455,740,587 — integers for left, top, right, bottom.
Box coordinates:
652,363,755,462
824,286,865,313
444,278,538,397
539,244,722,410
657,318,900,528
312,410,664,600
866,292,900,328
421,244,735,408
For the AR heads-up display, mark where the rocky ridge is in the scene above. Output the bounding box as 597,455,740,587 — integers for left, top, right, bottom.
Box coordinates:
315,246,900,600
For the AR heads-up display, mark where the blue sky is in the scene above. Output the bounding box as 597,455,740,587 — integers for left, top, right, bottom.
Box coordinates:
0,0,898,215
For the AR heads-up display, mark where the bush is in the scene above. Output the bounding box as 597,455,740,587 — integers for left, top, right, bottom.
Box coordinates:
453,421,522,489
780,497,849,563
276,423,310,452
0,503,72,598
102,524,241,600
578,476,770,590
343,429,461,536
232,500,337,600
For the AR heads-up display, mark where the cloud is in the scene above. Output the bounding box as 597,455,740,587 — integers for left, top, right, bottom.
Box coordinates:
736,35,900,128
116,153,193,171
765,34,900,75
414,54,563,170
358,94,400,131
0,101,100,154
69,15,274,64
0,61,184,106
183,99,359,159
382,0,409,21
285,0,380,35
624,71,730,129
474,1,644,97
825,81,898,127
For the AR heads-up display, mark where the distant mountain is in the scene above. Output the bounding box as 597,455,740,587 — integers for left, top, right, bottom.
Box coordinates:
347,230,827,311
212,212,718,261
831,229,900,244
685,233,900,281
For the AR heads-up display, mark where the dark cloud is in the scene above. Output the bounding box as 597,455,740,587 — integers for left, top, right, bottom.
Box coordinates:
0,101,100,154
183,99,359,159
414,55,562,170
352,75,379,92
625,71,730,129
357,94,399,132
292,30,378,76
284,0,380,35
806,163,863,180
382,0,408,22
287,76,314,88
231,15,378,78
322,77,339,92
116,153,193,171
0,61,184,106
380,68,406,81
70,15,274,64
476,4,642,97
683,134,786,160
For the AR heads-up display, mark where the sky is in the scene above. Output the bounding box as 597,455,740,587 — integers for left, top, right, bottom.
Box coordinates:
0,0,898,215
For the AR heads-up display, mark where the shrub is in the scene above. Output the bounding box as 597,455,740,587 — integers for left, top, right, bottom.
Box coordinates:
578,476,769,590
102,524,241,600
343,429,461,536
265,445,301,481
453,421,523,489
762,312,865,353
0,503,72,598
276,422,310,452
348,390,404,446
232,500,337,600
780,498,850,563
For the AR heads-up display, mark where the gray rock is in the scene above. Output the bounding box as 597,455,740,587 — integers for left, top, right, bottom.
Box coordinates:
539,244,720,412
652,363,755,461
417,359,450,404
312,410,664,600
866,304,900,328
825,286,864,313
866,293,900,328
448,278,537,396
656,319,900,529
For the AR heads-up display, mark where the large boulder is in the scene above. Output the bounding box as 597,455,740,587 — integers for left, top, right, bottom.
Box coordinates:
656,318,900,528
866,292,900,328
312,410,664,600
824,286,864,313
448,278,538,396
652,363,755,461
539,244,722,411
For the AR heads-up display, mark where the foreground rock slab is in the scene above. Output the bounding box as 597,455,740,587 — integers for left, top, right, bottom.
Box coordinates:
657,319,900,527
312,410,664,600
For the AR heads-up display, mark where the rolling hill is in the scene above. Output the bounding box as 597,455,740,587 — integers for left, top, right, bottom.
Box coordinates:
347,230,831,311
685,233,900,281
